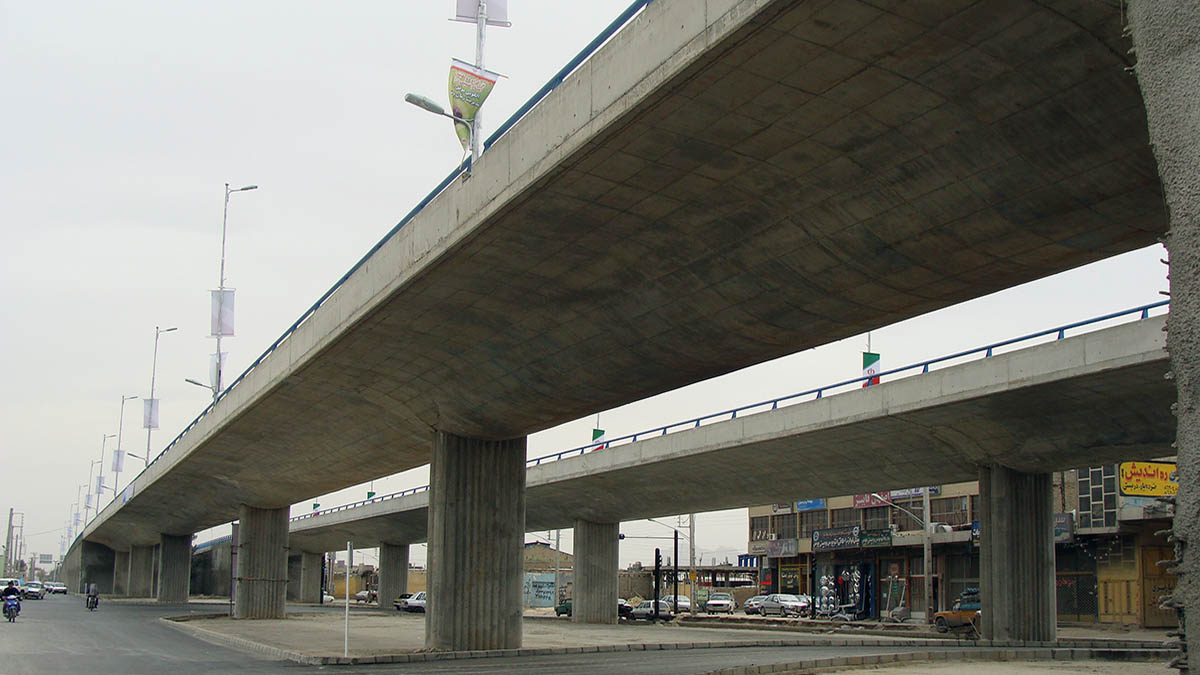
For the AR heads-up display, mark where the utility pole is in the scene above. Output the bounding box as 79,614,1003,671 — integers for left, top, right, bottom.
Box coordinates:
689,513,696,614
4,508,13,576
923,486,934,623
552,530,561,604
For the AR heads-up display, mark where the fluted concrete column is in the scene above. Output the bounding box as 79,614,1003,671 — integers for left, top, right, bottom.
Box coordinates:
157,534,191,603
573,520,619,624
426,431,525,651
978,465,1055,641
235,505,289,618
378,543,409,608
286,554,302,602
129,544,155,597
298,551,323,604
113,550,130,596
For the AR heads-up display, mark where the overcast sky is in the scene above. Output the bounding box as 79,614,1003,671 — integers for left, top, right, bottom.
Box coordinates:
1,1,1167,573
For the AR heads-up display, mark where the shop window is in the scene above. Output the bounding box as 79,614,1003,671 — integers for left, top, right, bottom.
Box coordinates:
893,499,924,532
862,506,889,530
931,496,968,526
799,510,827,538
750,516,769,542
1077,465,1118,528
969,494,979,522
830,508,859,528
771,513,797,538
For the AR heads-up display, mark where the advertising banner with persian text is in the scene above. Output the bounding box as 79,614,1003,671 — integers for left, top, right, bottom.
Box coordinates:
1119,460,1178,496
448,58,500,150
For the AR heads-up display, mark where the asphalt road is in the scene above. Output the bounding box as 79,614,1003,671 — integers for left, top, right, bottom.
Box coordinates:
0,595,954,674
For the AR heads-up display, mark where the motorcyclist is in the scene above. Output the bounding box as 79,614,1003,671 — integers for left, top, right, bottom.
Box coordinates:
85,583,99,609
1,581,21,611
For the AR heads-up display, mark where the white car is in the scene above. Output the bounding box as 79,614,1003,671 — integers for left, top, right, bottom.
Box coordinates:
660,595,691,612
704,592,736,614
402,591,426,612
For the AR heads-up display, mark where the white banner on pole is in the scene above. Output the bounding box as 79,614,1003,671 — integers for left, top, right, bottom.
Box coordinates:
209,351,227,390
112,449,125,473
96,476,105,494
210,289,235,337
73,513,80,526
122,485,135,504
454,0,510,26
143,398,159,430
84,494,93,509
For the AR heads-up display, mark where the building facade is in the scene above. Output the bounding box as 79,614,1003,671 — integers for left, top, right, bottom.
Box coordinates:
746,461,1176,628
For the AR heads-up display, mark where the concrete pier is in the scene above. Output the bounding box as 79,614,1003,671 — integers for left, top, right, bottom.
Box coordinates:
378,543,408,608
573,520,619,624
285,554,301,602
80,540,115,594
158,534,191,603
235,506,289,618
113,549,130,596
129,544,155,597
298,550,323,604
426,431,525,651
978,465,1055,641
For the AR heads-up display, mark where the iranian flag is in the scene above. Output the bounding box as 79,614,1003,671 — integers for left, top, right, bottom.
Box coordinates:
862,352,881,387
589,428,607,452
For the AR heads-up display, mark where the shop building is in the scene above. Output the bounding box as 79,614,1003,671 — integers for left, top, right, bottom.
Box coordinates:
745,461,1176,628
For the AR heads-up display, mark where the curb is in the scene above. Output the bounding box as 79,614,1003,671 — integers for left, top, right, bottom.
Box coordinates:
158,616,1173,667
701,647,1172,675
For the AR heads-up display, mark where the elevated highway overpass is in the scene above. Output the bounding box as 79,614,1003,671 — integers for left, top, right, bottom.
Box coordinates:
65,0,1186,651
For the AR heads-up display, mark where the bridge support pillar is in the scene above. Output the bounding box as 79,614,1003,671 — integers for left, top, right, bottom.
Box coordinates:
378,543,409,608
235,505,289,618
573,520,619,624
286,554,301,602
298,550,323,604
978,465,1055,641
157,534,191,603
113,549,130,596
80,540,115,594
426,430,525,651
129,544,155,597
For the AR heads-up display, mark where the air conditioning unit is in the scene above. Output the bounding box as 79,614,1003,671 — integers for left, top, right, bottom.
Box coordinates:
767,534,778,540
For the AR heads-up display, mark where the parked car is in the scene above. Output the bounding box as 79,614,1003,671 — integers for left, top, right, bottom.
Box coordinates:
402,591,427,612
629,599,675,621
393,593,413,611
743,595,767,615
660,594,691,612
555,598,572,617
354,589,377,603
22,582,46,600
760,593,811,617
321,591,336,603
704,592,736,614
934,589,981,633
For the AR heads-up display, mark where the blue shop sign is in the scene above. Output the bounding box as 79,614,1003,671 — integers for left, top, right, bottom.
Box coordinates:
795,498,826,512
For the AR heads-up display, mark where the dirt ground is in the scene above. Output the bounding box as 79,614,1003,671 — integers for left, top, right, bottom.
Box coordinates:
827,662,1172,674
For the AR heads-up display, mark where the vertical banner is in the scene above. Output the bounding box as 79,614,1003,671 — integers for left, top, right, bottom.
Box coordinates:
85,494,93,509
143,398,159,429
121,485,135,504
454,0,510,26
112,449,125,473
73,513,80,526
448,58,500,151
209,352,227,390
96,476,105,494
210,289,236,337
862,352,881,387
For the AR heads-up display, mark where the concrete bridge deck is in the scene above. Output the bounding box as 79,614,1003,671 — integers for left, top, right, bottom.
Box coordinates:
78,0,1162,553
287,313,1171,552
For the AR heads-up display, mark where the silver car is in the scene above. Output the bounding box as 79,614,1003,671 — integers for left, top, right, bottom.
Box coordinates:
660,594,691,612
760,593,810,617
704,592,736,614
630,599,675,621
743,595,766,614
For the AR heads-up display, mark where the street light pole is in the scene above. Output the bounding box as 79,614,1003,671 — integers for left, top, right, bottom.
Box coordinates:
214,183,257,402
112,395,137,496
95,433,115,508
145,325,177,466
871,491,934,624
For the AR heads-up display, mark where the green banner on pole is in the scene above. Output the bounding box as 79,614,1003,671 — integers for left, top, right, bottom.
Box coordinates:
448,58,500,151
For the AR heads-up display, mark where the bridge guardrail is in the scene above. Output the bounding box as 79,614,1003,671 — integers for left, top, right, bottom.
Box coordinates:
290,299,1168,523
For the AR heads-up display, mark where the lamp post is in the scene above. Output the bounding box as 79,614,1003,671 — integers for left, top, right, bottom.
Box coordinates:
872,490,934,623
145,326,177,466
111,395,137,497
211,183,257,402
94,433,116,509
404,94,478,168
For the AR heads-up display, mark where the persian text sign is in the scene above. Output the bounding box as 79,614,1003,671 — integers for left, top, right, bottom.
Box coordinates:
860,528,893,548
795,498,826,512
812,525,860,552
448,58,500,150
1119,461,1178,496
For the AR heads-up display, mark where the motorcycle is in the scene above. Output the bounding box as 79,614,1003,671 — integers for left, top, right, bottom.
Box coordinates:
3,596,19,622
86,594,99,611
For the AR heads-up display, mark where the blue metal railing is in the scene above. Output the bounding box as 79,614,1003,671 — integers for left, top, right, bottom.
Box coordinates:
123,0,656,484
290,300,1168,522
